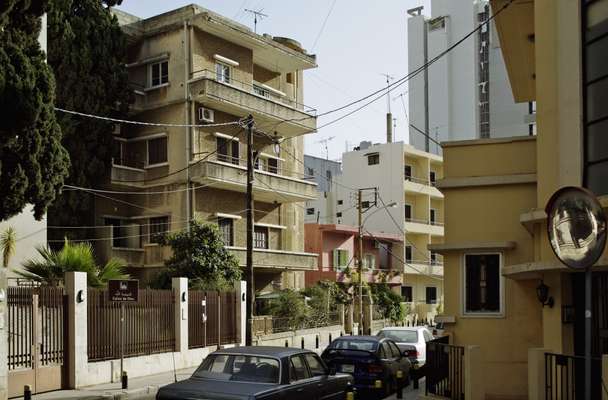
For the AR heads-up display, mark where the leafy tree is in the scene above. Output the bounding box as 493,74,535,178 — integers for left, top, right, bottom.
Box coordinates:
0,0,70,221
46,0,132,231
371,284,405,323
1,227,17,268
269,289,309,330
18,239,128,287
154,221,242,290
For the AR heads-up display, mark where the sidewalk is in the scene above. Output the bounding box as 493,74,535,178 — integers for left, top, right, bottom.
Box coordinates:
14,367,197,400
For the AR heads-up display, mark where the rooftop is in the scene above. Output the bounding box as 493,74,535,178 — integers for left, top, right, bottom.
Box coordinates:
312,223,403,243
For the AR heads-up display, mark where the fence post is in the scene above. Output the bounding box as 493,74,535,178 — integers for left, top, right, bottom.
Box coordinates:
172,278,188,354
528,348,549,400
235,281,246,346
603,355,608,400
464,345,484,400
65,271,88,388
0,268,7,400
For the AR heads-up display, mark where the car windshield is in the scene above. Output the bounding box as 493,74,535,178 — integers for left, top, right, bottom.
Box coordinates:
330,339,378,352
379,330,419,343
193,354,280,384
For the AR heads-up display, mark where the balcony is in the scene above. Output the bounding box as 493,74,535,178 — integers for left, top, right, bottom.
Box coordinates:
111,158,146,188
404,176,444,198
190,154,317,202
405,260,444,277
227,247,317,272
94,226,172,268
189,70,317,137
337,269,403,285
405,218,444,236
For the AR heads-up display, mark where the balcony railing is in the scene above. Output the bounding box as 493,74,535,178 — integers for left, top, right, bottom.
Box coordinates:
405,175,430,185
190,69,316,114
405,217,445,226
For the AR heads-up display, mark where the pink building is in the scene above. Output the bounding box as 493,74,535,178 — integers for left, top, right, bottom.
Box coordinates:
304,223,403,290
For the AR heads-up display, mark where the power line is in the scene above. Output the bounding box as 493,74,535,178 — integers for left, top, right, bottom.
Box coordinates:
63,181,224,196
311,0,338,51
55,107,245,129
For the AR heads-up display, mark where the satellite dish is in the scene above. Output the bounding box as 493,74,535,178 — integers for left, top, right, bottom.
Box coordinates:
546,186,607,270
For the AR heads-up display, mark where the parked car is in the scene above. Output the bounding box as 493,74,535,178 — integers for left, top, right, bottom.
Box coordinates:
156,346,353,400
321,335,411,399
377,326,434,368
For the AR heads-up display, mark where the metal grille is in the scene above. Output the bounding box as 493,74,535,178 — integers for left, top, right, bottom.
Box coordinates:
39,287,65,366
87,289,175,362
426,337,464,400
545,352,602,399
8,287,34,370
188,291,238,349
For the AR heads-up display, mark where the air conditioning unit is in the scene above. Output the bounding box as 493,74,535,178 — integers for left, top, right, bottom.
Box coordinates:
198,107,215,123
374,241,382,249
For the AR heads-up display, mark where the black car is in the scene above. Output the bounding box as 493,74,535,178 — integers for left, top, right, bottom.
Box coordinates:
156,346,353,400
321,336,411,399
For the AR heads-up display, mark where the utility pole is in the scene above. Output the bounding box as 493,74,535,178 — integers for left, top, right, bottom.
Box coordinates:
357,189,364,335
381,73,394,143
245,115,255,346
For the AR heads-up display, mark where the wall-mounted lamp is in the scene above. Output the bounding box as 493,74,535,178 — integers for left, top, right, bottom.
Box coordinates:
76,290,85,304
181,292,187,303
536,280,554,308
241,293,246,302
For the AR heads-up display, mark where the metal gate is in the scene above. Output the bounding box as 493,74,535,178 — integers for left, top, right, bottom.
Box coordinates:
8,286,67,398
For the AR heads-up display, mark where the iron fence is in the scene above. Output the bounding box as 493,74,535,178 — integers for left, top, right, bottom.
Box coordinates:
253,312,341,335
87,289,175,362
545,352,602,399
188,291,238,349
39,287,66,366
8,287,34,370
426,337,464,400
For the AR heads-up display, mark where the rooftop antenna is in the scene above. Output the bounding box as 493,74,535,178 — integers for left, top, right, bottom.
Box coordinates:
316,136,336,160
244,8,268,33
380,73,395,143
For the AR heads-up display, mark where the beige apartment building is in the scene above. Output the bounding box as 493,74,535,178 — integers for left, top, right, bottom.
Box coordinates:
92,5,319,294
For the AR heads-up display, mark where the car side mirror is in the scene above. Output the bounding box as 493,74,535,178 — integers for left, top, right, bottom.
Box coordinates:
329,366,337,376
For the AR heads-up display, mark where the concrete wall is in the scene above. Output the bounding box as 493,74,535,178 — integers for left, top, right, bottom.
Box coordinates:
303,155,342,224
252,325,344,352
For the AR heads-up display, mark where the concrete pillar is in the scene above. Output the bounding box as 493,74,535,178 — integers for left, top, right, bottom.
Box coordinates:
528,348,549,400
172,278,188,353
65,271,88,388
235,281,246,346
464,345,484,400
0,269,8,400
603,355,608,400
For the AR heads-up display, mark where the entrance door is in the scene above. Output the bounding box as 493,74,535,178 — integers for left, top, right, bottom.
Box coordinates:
8,286,67,398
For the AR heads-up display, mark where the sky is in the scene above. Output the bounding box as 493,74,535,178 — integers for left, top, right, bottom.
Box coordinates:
116,0,432,161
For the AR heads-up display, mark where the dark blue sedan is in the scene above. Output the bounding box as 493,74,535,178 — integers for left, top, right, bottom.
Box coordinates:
321,336,411,399
156,346,353,400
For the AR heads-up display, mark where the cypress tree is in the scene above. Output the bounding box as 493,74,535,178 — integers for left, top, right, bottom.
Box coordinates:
0,0,70,221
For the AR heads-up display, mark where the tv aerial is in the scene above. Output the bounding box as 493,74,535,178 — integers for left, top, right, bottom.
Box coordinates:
244,9,268,34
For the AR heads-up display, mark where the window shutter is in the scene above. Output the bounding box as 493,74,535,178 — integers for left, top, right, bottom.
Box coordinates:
333,250,339,269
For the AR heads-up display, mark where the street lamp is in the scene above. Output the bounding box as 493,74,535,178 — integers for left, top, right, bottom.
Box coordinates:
357,200,397,335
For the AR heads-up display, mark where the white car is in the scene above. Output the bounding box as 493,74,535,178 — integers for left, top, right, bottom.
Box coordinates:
377,326,434,366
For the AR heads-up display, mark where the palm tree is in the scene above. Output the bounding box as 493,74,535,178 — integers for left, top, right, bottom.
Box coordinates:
1,227,17,269
18,240,128,287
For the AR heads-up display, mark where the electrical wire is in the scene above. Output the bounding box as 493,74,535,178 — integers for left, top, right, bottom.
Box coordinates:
311,0,338,51
55,107,244,128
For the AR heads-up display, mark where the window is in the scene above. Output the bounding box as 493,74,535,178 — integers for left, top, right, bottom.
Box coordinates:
465,253,501,314
367,153,380,165
193,354,280,384
216,137,239,165
216,62,231,83
306,167,314,177
303,354,327,377
337,200,343,205
361,200,371,209
218,218,233,246
430,209,436,224
583,0,608,195
306,208,315,216
430,171,436,185
326,170,332,185
379,329,418,343
404,165,412,179
147,137,167,165
430,252,437,264
405,204,412,221
150,216,169,243
286,72,294,84
267,158,279,174
105,218,127,248
380,342,393,359
423,330,434,342
389,342,402,359
336,212,342,218
405,246,412,263
426,287,437,304
150,60,168,87
289,356,310,382
401,286,413,302
253,226,268,249
363,254,375,270
333,249,349,269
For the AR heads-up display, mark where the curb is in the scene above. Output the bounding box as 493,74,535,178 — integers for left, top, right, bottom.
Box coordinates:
96,384,161,399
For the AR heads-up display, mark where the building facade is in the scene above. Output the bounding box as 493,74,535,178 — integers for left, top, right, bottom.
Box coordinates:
430,0,608,398
303,155,342,224
337,141,445,320
90,5,318,295
407,0,535,155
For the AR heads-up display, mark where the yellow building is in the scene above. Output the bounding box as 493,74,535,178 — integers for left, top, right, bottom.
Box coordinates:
429,0,608,398
87,5,319,293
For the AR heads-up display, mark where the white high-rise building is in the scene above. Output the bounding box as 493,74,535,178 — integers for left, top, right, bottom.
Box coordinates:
407,0,535,155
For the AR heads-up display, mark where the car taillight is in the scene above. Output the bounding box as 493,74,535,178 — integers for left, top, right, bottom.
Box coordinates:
368,364,383,374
